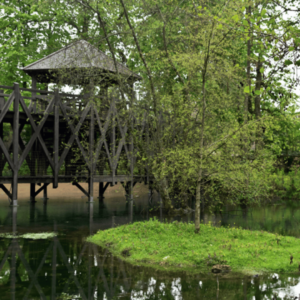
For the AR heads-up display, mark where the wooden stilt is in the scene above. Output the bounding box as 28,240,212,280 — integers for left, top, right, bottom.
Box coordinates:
88,203,93,236
98,182,109,200
98,182,104,200
129,83,134,200
30,183,36,203
88,177,94,203
0,119,2,178
42,185,49,203
0,89,4,178
11,206,17,235
53,90,59,188
11,83,19,207
129,199,133,223
88,107,94,203
111,98,115,186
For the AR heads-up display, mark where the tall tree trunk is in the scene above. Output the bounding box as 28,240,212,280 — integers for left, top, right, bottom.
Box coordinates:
195,170,202,233
246,6,253,117
254,57,262,119
195,73,207,233
120,0,173,208
195,16,216,233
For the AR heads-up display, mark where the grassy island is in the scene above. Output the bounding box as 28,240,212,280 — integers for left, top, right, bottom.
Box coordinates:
88,219,300,274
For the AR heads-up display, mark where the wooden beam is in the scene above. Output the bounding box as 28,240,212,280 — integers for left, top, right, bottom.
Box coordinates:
53,90,59,188
0,121,25,173
19,135,33,174
146,121,149,184
0,138,14,170
30,183,36,203
130,83,135,199
114,121,128,165
0,89,4,110
34,183,50,197
111,99,116,186
58,102,91,169
18,95,55,169
0,92,14,125
11,83,19,205
31,76,37,113
93,104,113,170
0,113,2,177
72,182,89,198
88,108,94,202
116,113,129,159
0,184,12,200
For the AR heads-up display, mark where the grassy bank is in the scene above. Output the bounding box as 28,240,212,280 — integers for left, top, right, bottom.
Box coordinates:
88,219,300,274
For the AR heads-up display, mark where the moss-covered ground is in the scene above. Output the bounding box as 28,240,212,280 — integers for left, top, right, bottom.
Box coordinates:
88,219,300,274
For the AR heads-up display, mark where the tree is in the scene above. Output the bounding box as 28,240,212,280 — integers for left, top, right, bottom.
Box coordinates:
1,0,300,234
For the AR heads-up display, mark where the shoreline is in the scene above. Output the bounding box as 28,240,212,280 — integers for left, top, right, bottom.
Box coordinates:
88,219,300,275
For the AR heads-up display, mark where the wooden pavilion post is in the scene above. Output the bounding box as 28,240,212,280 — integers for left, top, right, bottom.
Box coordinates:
98,182,104,201
98,83,108,196
129,83,134,200
88,106,94,203
111,97,115,186
11,83,20,206
53,90,59,188
30,183,36,203
30,76,37,201
42,186,49,203
31,76,37,113
0,89,3,177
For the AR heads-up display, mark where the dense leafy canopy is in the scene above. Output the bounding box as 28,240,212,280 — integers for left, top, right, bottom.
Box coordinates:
1,0,300,231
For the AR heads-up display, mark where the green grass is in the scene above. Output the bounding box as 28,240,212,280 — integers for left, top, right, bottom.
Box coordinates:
88,218,300,274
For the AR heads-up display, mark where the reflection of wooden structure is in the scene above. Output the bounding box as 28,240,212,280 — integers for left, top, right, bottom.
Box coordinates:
0,40,148,206
0,235,132,299
0,206,258,300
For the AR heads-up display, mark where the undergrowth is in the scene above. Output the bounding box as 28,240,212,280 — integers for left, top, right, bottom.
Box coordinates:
88,218,300,274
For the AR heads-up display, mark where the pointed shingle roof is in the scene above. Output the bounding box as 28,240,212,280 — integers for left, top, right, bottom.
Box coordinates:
22,40,142,83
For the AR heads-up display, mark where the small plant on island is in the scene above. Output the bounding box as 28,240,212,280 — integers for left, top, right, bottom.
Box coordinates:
88,219,300,275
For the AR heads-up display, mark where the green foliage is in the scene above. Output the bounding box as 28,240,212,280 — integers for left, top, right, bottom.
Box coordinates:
2,0,300,211
272,167,300,199
88,219,300,274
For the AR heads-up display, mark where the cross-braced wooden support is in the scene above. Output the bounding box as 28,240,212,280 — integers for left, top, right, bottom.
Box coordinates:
0,83,150,205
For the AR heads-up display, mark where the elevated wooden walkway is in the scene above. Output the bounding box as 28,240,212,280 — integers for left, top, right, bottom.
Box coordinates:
0,83,149,205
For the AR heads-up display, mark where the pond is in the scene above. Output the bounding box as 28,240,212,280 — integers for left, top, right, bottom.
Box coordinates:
0,185,300,299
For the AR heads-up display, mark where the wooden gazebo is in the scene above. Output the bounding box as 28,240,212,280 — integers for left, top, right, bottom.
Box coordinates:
0,40,146,206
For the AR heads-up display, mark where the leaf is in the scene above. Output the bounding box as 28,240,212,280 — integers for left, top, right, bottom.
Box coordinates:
255,90,261,95
261,9,267,16
284,59,293,66
217,24,223,29
289,46,295,51
295,60,300,66
243,20,248,26
232,15,239,22
244,86,250,93
260,67,264,73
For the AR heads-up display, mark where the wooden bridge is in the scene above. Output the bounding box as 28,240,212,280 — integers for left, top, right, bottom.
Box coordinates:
0,40,149,206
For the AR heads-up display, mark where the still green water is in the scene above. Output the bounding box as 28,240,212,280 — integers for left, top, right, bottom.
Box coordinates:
0,195,300,299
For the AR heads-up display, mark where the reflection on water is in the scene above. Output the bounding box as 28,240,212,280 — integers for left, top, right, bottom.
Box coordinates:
1,195,300,299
